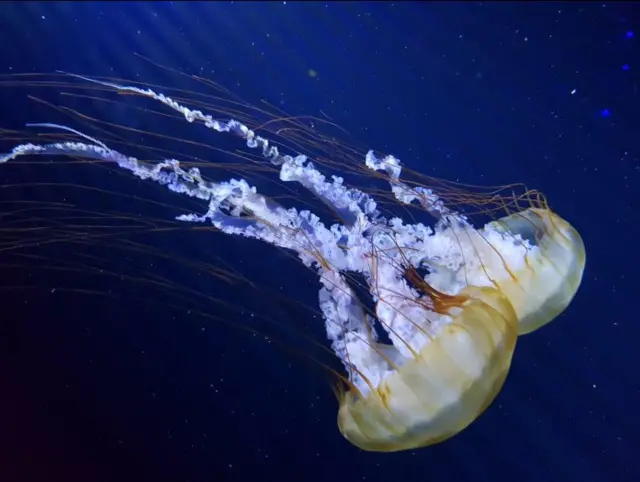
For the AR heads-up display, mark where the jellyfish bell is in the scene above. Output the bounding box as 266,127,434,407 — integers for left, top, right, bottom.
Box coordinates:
485,207,586,334
0,73,585,451
411,206,586,337
336,285,519,452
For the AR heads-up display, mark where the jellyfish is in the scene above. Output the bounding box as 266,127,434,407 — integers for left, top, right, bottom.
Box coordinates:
0,74,585,452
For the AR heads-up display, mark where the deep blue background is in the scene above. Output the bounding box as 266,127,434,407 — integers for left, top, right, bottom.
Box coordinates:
0,2,638,482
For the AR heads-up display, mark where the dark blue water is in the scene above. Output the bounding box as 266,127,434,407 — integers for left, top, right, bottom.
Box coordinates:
0,2,638,482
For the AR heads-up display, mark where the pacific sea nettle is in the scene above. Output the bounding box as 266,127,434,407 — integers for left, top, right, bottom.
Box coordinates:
0,74,586,452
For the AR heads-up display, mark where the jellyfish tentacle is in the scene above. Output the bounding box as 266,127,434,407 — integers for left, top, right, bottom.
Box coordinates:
26,123,109,149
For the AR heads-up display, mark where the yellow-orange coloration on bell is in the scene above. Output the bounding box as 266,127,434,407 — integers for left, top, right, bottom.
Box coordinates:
336,208,585,452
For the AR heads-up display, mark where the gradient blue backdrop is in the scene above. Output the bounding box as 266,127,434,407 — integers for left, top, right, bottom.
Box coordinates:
0,2,638,482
